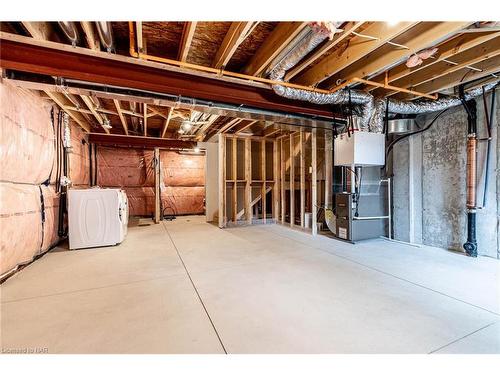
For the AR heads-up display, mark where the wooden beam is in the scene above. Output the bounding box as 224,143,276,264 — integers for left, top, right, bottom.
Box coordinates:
113,99,128,135
143,103,147,136
325,22,474,88
87,133,196,149
245,138,252,224
295,22,418,86
195,114,219,141
263,124,281,138
285,21,365,81
154,147,161,223
261,140,267,223
45,91,90,132
311,128,318,235
367,31,500,91
213,22,256,69
218,133,226,228
217,118,242,134
80,22,100,50
236,186,272,220
234,120,258,134
161,108,173,138
243,22,307,76
300,129,305,228
178,22,197,62
289,134,295,227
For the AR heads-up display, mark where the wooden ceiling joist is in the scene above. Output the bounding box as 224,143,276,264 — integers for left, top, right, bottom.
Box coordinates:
21,21,55,41
377,36,500,97
243,22,307,76
285,21,365,81
213,22,256,69
113,99,129,135
178,22,198,62
44,91,90,132
195,114,219,141
161,107,173,138
80,22,100,51
234,120,258,134
217,118,242,134
324,22,473,89
80,95,110,134
367,31,500,91
294,22,419,86
143,103,148,136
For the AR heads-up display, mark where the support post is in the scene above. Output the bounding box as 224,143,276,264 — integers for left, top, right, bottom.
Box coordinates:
312,128,318,235
232,137,237,222
280,137,285,224
245,138,252,224
153,147,161,223
218,133,226,228
261,140,266,223
300,129,305,227
325,130,333,209
273,140,280,222
290,134,295,227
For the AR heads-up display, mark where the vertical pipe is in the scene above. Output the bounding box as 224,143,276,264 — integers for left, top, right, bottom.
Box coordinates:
312,128,318,235
290,134,295,227
218,133,225,228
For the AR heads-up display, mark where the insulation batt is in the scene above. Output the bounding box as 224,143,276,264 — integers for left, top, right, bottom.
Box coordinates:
96,147,205,216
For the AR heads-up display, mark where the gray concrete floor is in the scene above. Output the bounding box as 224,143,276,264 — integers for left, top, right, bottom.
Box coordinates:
1,215,499,354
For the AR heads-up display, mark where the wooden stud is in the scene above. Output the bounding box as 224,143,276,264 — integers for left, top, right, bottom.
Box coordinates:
213,22,256,69
161,108,173,138
22,22,55,41
273,140,280,222
217,118,243,134
311,128,318,235
261,140,266,223
153,148,161,223
245,138,252,224
218,133,226,228
295,22,418,86
300,129,305,228
325,130,333,210
113,99,129,135
280,137,285,224
178,22,198,62
143,103,147,136
243,22,307,76
232,137,237,222
289,134,295,227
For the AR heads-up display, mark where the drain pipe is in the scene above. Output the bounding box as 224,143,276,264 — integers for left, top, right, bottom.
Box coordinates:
460,86,478,257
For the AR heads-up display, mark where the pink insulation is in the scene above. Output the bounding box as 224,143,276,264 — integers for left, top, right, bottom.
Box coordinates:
0,82,73,276
96,147,205,216
0,83,54,185
69,123,90,187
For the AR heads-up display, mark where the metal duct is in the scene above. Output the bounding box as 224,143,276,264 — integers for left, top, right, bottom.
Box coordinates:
269,22,499,133
96,21,114,52
58,22,79,46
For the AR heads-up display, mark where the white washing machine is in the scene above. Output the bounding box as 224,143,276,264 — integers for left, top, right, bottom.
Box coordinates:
68,188,128,250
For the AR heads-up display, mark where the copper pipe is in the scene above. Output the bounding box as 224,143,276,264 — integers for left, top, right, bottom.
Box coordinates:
466,136,477,208
127,22,438,101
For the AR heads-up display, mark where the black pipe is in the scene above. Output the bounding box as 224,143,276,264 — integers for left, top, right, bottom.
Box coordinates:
464,212,477,257
482,88,496,207
94,144,98,186
89,142,93,186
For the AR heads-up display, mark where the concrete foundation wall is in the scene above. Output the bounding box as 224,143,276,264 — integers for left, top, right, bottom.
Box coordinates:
393,90,499,258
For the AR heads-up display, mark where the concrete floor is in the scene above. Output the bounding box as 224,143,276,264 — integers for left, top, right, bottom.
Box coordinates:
1,215,499,354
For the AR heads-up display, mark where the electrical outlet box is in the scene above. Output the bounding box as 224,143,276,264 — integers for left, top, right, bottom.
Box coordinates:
334,131,385,166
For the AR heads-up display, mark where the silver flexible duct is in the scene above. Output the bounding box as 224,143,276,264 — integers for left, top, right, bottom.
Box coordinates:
96,21,114,53
58,22,79,46
269,23,498,133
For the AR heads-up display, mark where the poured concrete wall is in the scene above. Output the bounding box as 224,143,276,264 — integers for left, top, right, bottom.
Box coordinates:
393,90,499,258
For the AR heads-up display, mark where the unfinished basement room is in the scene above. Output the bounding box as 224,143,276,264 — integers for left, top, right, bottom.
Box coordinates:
1,3,500,368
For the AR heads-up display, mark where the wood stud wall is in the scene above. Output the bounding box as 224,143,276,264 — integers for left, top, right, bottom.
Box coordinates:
218,129,330,232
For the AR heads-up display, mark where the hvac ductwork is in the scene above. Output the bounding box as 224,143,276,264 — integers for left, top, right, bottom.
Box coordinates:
269,22,499,132
58,22,79,46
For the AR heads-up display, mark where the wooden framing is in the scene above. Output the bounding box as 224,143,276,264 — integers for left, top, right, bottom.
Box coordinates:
280,137,285,224
299,129,305,227
245,138,252,224
324,130,333,210
45,91,90,132
295,22,418,86
311,128,318,235
161,108,173,138
218,133,226,228
113,99,129,135
234,120,258,134
153,147,161,223
285,21,365,81
21,21,55,41
232,138,238,222
273,140,280,222
213,22,256,69
243,22,307,76
289,133,295,227
143,103,148,136
80,22,100,51
178,22,197,62
80,95,110,134
324,22,474,89
261,139,267,223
